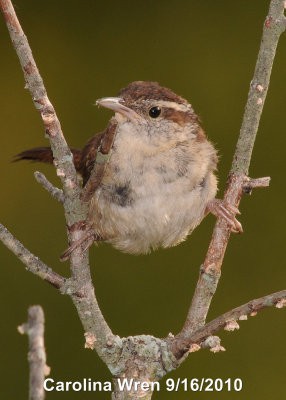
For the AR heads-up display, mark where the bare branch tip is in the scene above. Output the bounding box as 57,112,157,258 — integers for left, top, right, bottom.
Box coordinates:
34,171,65,203
243,176,271,194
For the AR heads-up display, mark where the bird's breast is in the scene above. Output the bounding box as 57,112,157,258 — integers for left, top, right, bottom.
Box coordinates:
88,124,218,254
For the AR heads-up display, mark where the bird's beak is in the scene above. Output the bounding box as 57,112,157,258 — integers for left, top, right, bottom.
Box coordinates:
96,97,143,123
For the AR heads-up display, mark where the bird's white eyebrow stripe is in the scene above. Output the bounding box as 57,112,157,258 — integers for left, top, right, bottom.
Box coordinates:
153,100,191,112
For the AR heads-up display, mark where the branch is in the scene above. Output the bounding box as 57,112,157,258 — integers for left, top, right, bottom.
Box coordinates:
0,218,118,363
231,0,286,176
181,289,286,355
0,0,117,367
0,0,79,201
2,0,285,392
243,176,271,194
0,223,66,289
18,306,50,400
34,171,65,203
171,0,286,357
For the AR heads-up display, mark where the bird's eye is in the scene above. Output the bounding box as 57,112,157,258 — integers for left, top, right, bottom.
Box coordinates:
149,106,161,118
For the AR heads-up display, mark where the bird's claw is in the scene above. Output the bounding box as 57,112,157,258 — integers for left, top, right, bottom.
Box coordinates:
207,199,243,233
60,222,103,262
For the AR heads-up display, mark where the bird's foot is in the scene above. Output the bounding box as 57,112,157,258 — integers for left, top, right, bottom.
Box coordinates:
207,198,243,233
60,221,102,262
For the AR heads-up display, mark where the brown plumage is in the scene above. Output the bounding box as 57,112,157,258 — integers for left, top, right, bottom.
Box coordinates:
14,81,242,257
118,81,188,104
14,134,104,187
14,147,57,165
14,81,198,185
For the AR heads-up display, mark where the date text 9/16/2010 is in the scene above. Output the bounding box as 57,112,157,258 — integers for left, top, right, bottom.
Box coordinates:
44,377,243,392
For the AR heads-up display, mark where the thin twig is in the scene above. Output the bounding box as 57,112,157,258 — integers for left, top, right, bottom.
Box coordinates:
171,0,286,357
243,176,271,193
34,171,65,203
231,0,286,176
18,306,50,400
0,223,66,289
173,289,286,357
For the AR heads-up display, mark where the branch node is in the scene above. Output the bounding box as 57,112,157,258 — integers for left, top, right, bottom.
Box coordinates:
275,299,286,308
17,323,27,335
59,278,75,295
201,335,221,349
189,343,201,353
243,176,271,194
224,320,240,331
84,332,97,349
201,336,226,353
59,277,86,297
210,344,226,353
256,84,264,92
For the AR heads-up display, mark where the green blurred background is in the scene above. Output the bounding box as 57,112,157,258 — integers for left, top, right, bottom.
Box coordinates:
1,0,286,398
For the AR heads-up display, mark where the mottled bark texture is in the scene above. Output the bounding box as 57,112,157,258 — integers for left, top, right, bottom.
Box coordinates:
34,171,65,203
18,306,49,400
0,0,286,399
169,0,285,357
0,0,116,366
0,223,65,289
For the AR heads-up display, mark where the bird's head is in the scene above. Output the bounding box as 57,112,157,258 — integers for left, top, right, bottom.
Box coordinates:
96,81,205,144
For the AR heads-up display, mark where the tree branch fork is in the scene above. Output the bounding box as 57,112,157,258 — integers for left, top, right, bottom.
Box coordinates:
0,168,277,365
0,0,286,397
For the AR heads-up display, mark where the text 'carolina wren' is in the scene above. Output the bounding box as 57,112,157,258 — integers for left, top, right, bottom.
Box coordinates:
15,81,241,258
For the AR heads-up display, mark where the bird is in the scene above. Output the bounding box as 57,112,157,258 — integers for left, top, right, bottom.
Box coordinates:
15,81,241,258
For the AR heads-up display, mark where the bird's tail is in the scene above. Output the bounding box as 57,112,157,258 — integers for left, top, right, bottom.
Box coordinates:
13,147,82,171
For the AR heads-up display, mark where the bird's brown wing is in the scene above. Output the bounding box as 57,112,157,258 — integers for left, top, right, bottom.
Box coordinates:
14,146,82,171
14,125,115,198
78,132,105,187
79,120,118,202
13,133,105,185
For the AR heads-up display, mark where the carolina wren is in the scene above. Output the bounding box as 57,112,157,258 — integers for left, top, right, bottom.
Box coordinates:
15,81,241,256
